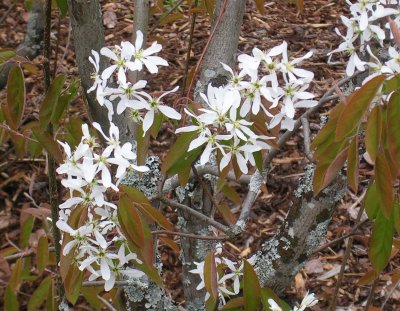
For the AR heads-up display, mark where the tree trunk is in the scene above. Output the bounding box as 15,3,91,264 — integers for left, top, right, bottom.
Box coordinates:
0,1,45,89
178,0,246,309
67,0,133,142
255,171,347,292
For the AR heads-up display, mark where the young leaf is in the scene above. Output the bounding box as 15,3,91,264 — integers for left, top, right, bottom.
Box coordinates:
347,135,359,193
365,105,382,162
120,185,174,231
243,260,261,311
39,74,66,129
4,66,25,129
261,287,291,311
204,251,218,309
19,215,35,248
5,286,19,311
161,131,198,174
335,75,386,141
313,142,349,195
221,297,245,310
0,49,16,65
27,276,52,311
31,126,64,164
375,153,393,218
386,92,400,169
118,193,145,248
51,79,79,124
364,182,379,220
8,258,23,290
369,210,394,273
36,236,49,273
56,0,68,16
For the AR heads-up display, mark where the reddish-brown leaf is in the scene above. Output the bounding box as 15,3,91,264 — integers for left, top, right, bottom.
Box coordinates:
336,75,386,141
347,135,359,193
365,105,382,162
375,153,394,218
386,92,400,170
204,251,218,308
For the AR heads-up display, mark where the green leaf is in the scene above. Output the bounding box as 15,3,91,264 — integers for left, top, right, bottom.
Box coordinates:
347,135,359,193
369,210,394,273
221,297,244,310
19,215,35,248
118,193,145,248
386,92,400,169
375,153,393,218
56,0,68,16
121,185,174,231
4,66,25,129
0,49,16,65
261,288,291,311
8,258,23,290
31,126,64,164
243,261,261,311
27,276,52,311
383,74,400,93
36,236,49,273
393,199,400,236
81,288,104,311
365,105,382,162
65,116,83,148
5,286,19,311
161,131,199,174
51,79,79,124
39,75,66,129
336,75,386,141
313,141,349,195
365,182,379,220
204,251,218,310
64,261,84,304
136,123,150,166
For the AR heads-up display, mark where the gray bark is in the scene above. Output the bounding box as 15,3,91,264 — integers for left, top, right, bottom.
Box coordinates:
194,0,246,101
255,171,347,293
177,1,246,309
67,0,133,142
0,1,45,89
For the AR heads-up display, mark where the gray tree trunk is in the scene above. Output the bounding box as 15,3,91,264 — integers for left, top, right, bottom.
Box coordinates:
178,0,246,309
0,1,45,89
67,0,133,142
255,171,347,293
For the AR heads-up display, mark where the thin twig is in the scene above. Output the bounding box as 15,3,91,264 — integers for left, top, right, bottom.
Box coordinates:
301,117,313,162
158,196,229,233
83,280,130,287
313,220,368,254
365,278,379,310
44,0,64,301
381,278,400,308
181,0,199,95
4,246,55,261
329,190,367,311
52,10,61,77
149,0,185,35
152,230,226,240
97,295,117,311
185,0,228,101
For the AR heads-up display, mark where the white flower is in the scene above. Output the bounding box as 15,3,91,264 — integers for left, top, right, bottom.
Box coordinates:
121,31,168,73
280,41,314,83
140,86,181,134
87,50,103,93
268,299,283,311
293,292,318,311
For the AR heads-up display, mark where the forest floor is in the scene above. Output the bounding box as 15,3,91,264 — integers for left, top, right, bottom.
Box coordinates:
0,0,399,310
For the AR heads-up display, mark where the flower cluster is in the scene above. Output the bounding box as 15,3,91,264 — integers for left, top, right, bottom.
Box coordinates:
56,123,148,290
189,243,256,305
268,292,318,311
176,41,317,173
88,30,180,134
328,0,400,79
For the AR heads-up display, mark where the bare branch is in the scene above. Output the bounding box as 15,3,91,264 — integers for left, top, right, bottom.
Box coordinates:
301,117,313,162
152,230,227,240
